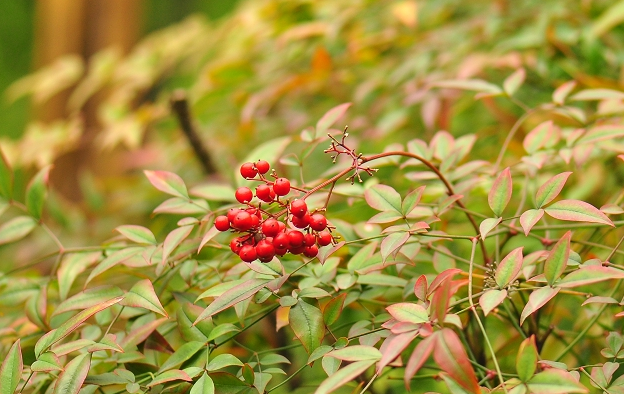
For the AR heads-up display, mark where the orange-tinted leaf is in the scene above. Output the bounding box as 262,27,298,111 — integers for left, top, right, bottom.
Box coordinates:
316,103,351,134
433,329,480,394
545,200,614,227
553,81,576,105
377,331,418,373
479,289,507,316
404,335,435,389
144,170,188,198
524,121,555,154
520,286,560,325
520,209,544,236
430,278,451,324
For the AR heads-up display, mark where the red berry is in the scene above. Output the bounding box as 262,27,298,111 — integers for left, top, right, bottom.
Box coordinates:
289,245,305,255
250,214,260,229
288,230,304,248
239,245,257,262
227,208,242,223
291,213,310,229
230,237,243,253
304,233,316,246
262,219,280,237
316,231,332,246
273,178,291,196
255,160,270,175
278,221,286,232
235,187,253,204
273,233,290,249
246,207,262,218
290,199,308,217
240,162,258,179
256,184,275,203
303,245,319,258
275,247,288,256
214,216,230,231
232,211,252,231
256,239,275,260
309,214,327,231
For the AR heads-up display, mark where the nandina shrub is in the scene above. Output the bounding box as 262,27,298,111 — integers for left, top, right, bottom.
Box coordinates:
4,78,624,393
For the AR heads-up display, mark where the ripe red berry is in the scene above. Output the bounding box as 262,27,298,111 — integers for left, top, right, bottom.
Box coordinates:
288,230,304,248
256,239,275,260
278,221,286,232
275,247,288,256
309,214,327,231
289,245,305,255
235,187,253,204
240,162,257,179
304,233,316,247
250,214,260,229
303,245,319,258
316,231,332,246
227,208,242,223
232,211,252,231
291,213,310,229
262,219,280,237
255,160,270,175
214,216,230,231
290,199,308,218
256,184,275,203
273,178,291,196
239,245,257,262
230,237,243,253
273,233,290,249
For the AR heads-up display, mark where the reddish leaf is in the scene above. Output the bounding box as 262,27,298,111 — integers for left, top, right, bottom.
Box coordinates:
404,335,436,389
144,170,189,198
316,103,352,134
520,286,560,325
488,167,512,217
146,370,192,388
428,268,461,296
520,209,544,236
322,293,347,326
316,359,375,394
120,317,168,349
545,200,614,227
479,289,507,316
552,81,576,105
479,217,501,240
524,121,555,154
377,331,419,373
495,246,524,288
430,278,451,324
381,232,410,262
535,172,572,208
544,231,571,286
386,303,429,324
414,275,428,301
53,353,91,394
433,329,480,394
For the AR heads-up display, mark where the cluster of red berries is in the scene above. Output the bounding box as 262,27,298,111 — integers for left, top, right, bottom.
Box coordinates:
213,160,334,263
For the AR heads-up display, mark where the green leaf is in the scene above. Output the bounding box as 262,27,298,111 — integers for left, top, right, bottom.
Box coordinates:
158,341,205,373
57,252,101,301
327,345,381,361
35,296,123,357
545,200,614,227
25,165,52,220
543,232,571,286
479,217,502,240
523,121,555,154
520,209,544,236
558,266,624,288
54,286,124,316
401,186,425,216
386,302,429,324
194,278,271,324
535,172,572,208
289,299,324,354
0,339,22,394
552,81,577,105
364,184,402,213
0,148,12,199
479,289,507,316
85,247,143,287
115,225,157,245
503,68,526,96
527,369,588,393
432,79,502,94
316,360,376,394
190,373,215,394
121,279,168,317
576,125,624,145
259,354,290,365
161,225,194,269
570,88,624,101
146,370,192,388
516,336,538,382
87,334,123,353
120,317,168,349
434,329,480,394
380,232,409,262
323,293,347,326
356,273,407,287
520,286,560,326
588,0,624,39
495,246,524,288
31,351,62,372
211,372,250,393
346,241,378,273
206,354,243,371
153,197,209,215
0,216,37,245
53,353,91,394
488,167,512,217
144,170,189,198
316,103,352,134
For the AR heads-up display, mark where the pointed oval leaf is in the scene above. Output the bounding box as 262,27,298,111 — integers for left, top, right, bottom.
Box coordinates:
25,165,52,220
543,232,571,286
58,252,101,301
85,247,143,287
504,68,526,96
316,103,352,134
495,247,524,288
545,200,614,227
524,121,555,154
31,352,62,373
328,345,382,362
480,217,502,240
316,360,375,394
53,353,91,394
488,167,512,217
402,186,425,216
404,335,436,389
144,170,188,198
553,81,576,105
121,279,167,317
115,225,157,245
323,293,347,326
158,341,205,373
527,369,588,394
206,354,243,371
377,331,419,374
161,225,194,268
289,299,324,355
434,329,480,394
570,88,624,101
517,336,538,382
386,303,429,324
577,125,624,145
432,79,502,94
0,216,37,245
146,370,192,388
0,339,22,394
559,266,624,288
520,286,560,326
479,289,507,316
194,279,271,324
414,275,428,301
54,286,124,316
535,172,572,208
520,209,545,236
365,184,402,213
190,373,214,394
381,232,410,262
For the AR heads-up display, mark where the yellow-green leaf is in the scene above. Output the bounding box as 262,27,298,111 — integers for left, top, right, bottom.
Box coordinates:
488,167,512,217
0,339,22,394
516,336,538,382
121,279,167,317
53,353,91,394
0,216,37,245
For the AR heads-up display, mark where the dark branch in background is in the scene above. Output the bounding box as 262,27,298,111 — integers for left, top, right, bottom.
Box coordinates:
170,90,216,175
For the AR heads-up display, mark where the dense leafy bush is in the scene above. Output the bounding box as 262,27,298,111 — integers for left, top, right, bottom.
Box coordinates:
3,0,624,393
